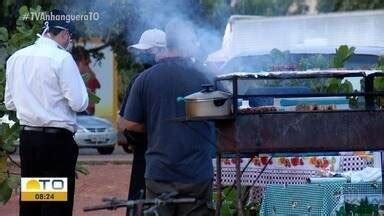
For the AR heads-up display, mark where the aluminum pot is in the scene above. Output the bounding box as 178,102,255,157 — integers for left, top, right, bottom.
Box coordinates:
183,84,232,119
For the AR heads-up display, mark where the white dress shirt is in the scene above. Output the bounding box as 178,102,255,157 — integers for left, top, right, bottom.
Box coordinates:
4,37,89,132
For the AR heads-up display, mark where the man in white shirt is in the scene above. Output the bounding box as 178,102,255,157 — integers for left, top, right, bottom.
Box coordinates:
4,9,88,216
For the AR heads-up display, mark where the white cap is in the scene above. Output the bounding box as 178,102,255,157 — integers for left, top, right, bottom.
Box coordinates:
129,29,166,50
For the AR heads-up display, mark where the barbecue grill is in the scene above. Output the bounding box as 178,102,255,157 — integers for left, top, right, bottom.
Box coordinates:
215,70,384,153
188,69,384,215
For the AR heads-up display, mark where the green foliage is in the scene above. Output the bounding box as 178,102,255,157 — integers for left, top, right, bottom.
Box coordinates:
336,205,347,215
0,27,8,43
336,197,379,215
270,77,353,94
0,6,42,203
0,152,7,183
6,6,43,54
0,174,21,204
0,123,20,154
221,187,237,215
269,49,293,66
318,0,384,13
88,90,101,104
81,73,101,103
0,152,20,204
331,45,355,69
232,0,307,16
200,0,231,30
372,56,384,108
375,56,384,71
0,177,12,203
264,48,354,92
0,5,42,204
75,163,90,178
374,58,384,109
264,48,355,95
213,186,260,215
298,54,329,70
374,78,384,91
109,37,142,103
213,187,238,215
254,49,297,71
325,78,353,93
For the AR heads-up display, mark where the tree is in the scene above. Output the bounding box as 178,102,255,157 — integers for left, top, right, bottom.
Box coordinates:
317,0,384,13
0,5,43,203
232,0,303,16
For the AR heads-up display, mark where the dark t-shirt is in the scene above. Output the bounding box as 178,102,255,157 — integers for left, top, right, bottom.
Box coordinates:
124,57,215,183
119,73,140,117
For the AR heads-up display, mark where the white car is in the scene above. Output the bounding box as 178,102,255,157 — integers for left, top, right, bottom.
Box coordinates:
1,114,118,155
75,115,118,155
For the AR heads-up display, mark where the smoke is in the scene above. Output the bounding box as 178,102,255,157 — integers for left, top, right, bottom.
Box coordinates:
131,0,226,61
53,0,226,62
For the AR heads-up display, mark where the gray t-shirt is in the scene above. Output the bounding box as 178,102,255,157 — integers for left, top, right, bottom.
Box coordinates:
124,57,215,183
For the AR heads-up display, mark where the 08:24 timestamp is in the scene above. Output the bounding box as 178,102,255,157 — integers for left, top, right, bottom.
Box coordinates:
34,193,54,200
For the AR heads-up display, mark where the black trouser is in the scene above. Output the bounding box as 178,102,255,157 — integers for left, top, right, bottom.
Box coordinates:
123,131,147,216
127,143,147,201
19,128,78,216
146,179,214,216
127,142,147,200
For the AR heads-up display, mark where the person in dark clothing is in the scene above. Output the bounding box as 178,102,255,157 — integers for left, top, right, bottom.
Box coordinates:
123,20,215,216
117,29,166,215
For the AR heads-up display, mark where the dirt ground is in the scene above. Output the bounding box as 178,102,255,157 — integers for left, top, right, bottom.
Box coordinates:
1,164,132,216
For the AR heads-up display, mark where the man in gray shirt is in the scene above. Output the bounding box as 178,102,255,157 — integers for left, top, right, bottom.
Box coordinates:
123,20,215,215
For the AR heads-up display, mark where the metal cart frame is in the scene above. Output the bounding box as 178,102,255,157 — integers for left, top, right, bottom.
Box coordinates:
212,70,384,216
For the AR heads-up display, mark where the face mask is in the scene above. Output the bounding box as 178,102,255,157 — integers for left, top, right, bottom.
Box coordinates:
135,53,156,67
66,41,73,51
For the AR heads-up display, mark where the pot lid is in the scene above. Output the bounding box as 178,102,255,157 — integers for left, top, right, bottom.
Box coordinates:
184,84,232,101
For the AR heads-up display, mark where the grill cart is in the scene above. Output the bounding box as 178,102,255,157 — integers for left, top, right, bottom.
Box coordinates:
204,70,384,215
